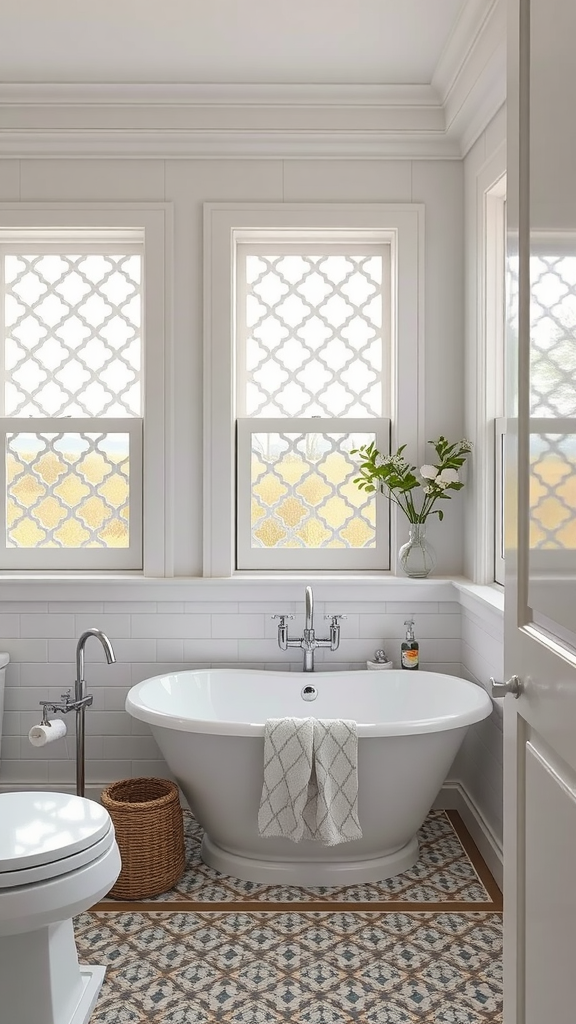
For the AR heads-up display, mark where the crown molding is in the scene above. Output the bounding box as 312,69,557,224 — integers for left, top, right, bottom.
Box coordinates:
437,0,506,156
433,0,498,102
0,9,506,162
0,130,462,160
0,84,459,159
0,83,440,109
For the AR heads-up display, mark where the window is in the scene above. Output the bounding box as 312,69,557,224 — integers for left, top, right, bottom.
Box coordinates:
0,205,169,574
204,203,423,576
504,237,576,575
527,242,576,571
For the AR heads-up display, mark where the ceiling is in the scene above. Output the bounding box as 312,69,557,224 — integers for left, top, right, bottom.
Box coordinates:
2,0,467,86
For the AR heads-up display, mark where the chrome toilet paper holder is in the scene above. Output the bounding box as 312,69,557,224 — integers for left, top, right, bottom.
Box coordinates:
39,689,94,725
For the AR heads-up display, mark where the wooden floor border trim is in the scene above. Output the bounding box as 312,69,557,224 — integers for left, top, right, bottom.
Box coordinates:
91,900,501,914
446,809,503,911
91,809,503,915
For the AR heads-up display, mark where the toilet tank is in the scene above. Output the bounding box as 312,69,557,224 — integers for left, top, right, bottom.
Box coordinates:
0,653,10,760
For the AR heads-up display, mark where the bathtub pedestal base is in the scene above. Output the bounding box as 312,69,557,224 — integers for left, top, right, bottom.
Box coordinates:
201,833,419,885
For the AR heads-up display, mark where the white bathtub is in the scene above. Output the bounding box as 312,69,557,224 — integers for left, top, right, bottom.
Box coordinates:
125,668,492,884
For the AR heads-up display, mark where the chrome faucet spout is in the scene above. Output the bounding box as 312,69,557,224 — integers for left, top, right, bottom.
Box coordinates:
76,627,116,689
74,628,116,798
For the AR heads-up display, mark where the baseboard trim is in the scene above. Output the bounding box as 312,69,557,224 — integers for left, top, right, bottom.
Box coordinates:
434,781,503,890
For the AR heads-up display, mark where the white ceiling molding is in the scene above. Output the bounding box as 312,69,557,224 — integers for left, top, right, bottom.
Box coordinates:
433,0,497,102
435,0,506,155
0,83,440,108
0,131,462,161
0,4,505,160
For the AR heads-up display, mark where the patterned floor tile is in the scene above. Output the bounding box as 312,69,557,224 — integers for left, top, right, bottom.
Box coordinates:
76,910,503,1024
102,810,497,907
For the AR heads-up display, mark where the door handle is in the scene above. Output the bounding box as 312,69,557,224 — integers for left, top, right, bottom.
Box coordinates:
490,675,522,699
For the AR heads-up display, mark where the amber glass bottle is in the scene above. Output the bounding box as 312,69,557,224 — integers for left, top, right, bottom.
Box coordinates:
401,619,419,670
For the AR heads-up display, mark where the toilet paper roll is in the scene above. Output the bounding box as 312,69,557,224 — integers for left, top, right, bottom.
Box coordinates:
29,718,67,747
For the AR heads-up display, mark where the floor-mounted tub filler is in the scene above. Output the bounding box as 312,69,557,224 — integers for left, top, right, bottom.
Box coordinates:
125,668,492,885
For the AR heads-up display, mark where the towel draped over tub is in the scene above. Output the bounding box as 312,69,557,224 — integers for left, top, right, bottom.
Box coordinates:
258,717,362,846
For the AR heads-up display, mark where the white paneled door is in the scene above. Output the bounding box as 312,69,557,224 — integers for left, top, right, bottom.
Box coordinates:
504,0,576,1020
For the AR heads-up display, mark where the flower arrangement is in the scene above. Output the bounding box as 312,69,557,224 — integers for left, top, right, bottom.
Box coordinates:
352,436,473,524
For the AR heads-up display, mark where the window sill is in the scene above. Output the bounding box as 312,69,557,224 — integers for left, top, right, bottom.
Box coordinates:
0,572,503,608
451,579,504,623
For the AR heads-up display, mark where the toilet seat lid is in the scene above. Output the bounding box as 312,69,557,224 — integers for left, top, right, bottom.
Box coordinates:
0,792,112,872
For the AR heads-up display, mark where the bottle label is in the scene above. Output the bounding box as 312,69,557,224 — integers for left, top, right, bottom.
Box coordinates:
401,648,419,669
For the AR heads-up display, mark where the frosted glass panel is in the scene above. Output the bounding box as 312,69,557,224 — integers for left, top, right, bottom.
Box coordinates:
249,430,376,549
243,253,384,418
7,431,130,548
4,253,142,417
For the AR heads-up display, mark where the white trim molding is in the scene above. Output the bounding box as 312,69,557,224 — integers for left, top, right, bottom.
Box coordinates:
434,0,507,156
0,1,506,162
435,780,503,889
464,148,506,584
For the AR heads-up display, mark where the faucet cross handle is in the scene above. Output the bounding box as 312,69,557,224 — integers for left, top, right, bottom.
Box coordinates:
272,613,294,651
324,614,346,652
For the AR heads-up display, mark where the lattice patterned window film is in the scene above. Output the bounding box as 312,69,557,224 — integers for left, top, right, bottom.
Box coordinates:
235,241,391,570
0,239,143,568
528,249,576,565
505,245,576,569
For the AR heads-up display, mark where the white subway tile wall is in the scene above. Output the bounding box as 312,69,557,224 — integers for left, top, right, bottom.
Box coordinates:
454,605,504,844
0,584,504,845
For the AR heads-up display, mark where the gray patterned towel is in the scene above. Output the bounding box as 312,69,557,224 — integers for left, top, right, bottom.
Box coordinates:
258,717,362,846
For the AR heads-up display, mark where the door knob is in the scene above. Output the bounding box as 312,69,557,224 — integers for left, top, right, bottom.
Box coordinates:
490,675,522,699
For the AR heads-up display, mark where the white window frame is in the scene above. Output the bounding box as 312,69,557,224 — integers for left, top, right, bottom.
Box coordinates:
0,203,172,575
486,177,507,587
494,416,506,585
468,153,506,585
203,202,424,578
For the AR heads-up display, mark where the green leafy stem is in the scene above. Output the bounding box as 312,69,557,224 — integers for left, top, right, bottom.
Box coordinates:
351,435,473,525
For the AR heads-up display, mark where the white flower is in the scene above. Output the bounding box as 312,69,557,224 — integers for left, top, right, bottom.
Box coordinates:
437,468,459,486
420,464,438,480
378,454,406,470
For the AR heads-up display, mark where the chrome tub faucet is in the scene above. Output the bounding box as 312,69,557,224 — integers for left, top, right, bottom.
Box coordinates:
273,585,346,672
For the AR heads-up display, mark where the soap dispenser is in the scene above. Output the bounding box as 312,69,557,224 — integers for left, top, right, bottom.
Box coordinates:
401,619,419,670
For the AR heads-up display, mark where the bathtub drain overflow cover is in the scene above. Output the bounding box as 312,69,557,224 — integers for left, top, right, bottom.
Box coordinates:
301,684,318,701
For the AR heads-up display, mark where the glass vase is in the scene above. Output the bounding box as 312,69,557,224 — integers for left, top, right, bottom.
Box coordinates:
398,523,437,578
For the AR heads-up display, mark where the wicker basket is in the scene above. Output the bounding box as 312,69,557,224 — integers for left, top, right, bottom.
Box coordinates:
101,777,185,900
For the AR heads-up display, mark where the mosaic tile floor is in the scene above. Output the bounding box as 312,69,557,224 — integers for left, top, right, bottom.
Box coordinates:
76,909,503,1023
99,810,501,910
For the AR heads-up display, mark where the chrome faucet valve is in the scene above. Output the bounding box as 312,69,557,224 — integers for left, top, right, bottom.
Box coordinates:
273,589,346,671
272,613,294,651
325,614,347,650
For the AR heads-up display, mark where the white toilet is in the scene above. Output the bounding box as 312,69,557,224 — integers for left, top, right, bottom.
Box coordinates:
0,653,121,1023
0,791,121,1024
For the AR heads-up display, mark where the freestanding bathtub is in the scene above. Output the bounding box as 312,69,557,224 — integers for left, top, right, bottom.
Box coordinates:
125,668,492,884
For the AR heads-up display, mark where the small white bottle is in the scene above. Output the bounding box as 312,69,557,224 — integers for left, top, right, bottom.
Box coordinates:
366,648,394,670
